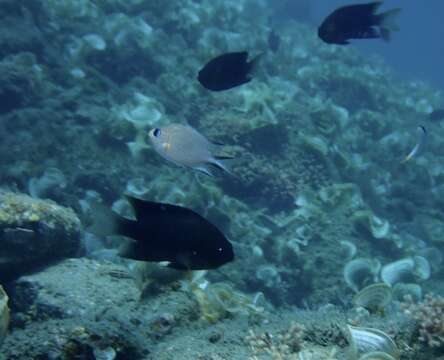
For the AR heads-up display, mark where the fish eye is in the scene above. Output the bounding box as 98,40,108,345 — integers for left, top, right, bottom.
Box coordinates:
153,128,161,137
218,247,222,252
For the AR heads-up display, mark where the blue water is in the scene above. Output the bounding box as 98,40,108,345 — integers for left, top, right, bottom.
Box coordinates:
311,0,444,90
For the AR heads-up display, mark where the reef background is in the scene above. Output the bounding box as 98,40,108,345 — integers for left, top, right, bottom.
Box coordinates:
0,0,444,359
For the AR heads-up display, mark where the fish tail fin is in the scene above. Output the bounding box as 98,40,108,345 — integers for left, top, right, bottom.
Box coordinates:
247,53,264,77
87,201,136,239
195,165,215,177
401,151,413,163
211,156,234,176
378,8,402,42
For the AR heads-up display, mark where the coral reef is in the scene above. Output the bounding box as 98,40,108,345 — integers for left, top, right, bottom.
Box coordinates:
401,294,444,350
246,322,306,358
0,0,443,357
0,191,81,280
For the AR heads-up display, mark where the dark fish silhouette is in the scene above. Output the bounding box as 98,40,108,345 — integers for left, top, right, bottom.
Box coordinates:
429,109,444,121
198,51,260,91
318,2,401,45
89,196,234,270
268,29,280,53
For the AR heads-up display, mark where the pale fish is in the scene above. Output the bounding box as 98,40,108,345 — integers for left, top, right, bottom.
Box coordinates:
402,125,427,163
148,124,232,176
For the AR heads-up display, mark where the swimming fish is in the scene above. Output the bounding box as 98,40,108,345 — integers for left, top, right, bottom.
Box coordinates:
89,195,234,270
402,125,427,163
198,51,260,91
148,123,232,176
318,2,401,45
268,29,281,53
429,109,444,121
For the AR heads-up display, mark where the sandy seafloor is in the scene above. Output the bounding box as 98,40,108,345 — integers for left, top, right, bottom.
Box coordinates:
1,0,444,359
0,257,414,360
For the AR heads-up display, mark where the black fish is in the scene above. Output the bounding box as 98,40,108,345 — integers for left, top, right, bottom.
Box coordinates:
268,29,280,53
429,109,444,121
318,2,401,45
198,51,260,91
89,196,234,270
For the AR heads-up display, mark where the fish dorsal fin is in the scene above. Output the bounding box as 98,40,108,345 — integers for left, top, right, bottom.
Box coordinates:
125,195,203,220
355,1,382,15
239,51,249,61
125,195,168,219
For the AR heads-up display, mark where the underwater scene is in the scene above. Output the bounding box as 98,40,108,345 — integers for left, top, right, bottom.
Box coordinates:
1,0,444,359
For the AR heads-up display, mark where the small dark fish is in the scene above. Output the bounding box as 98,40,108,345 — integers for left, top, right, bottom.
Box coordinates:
318,2,401,45
89,196,234,270
429,109,444,121
268,29,280,53
198,51,260,91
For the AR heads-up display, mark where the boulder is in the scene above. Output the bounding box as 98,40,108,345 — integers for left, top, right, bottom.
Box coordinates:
0,192,81,281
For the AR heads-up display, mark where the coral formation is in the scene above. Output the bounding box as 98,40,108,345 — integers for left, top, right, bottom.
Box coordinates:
189,277,265,324
401,294,444,350
0,191,81,280
246,322,306,359
0,0,443,358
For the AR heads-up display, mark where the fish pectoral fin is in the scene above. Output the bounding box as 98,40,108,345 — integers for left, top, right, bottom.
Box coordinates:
124,194,166,219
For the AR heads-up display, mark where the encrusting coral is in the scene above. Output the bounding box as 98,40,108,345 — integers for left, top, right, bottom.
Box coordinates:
401,293,444,349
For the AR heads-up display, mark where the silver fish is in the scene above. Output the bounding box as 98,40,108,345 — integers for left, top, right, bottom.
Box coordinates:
148,124,232,176
402,125,427,163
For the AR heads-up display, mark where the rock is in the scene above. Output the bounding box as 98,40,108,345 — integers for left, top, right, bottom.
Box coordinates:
0,258,148,359
0,192,81,281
